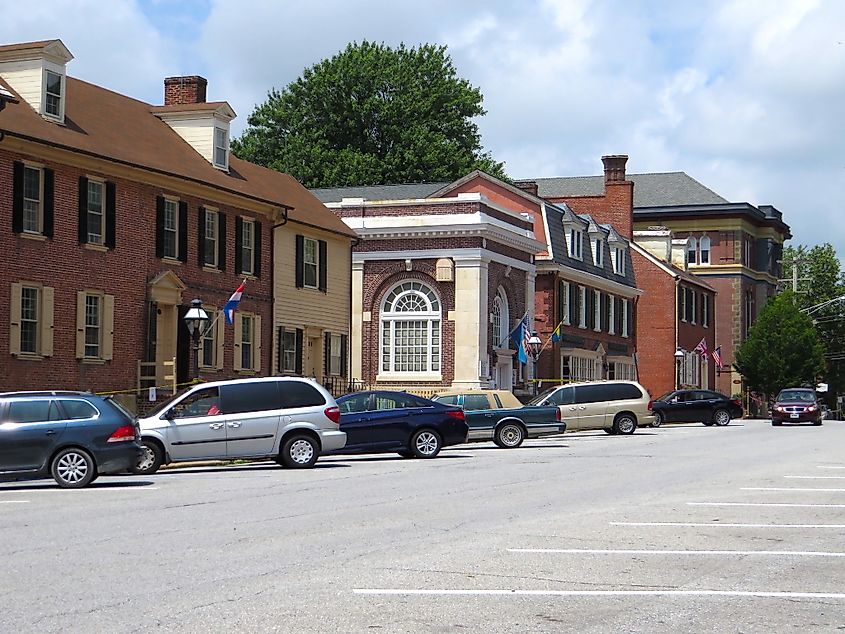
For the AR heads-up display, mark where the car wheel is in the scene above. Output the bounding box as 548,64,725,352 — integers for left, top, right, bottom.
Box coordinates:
771,419,782,426
603,428,615,435
652,412,663,428
51,447,96,488
397,450,415,458
814,420,823,426
613,413,637,435
411,429,442,458
713,409,731,426
131,439,164,475
494,423,525,448
280,435,319,469
703,421,715,426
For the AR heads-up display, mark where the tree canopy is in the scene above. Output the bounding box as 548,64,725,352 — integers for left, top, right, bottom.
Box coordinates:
232,41,506,188
734,290,825,396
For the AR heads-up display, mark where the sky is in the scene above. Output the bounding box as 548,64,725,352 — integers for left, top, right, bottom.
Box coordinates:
3,0,844,258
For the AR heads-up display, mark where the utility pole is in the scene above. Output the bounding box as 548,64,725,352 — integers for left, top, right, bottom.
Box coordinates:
777,255,809,301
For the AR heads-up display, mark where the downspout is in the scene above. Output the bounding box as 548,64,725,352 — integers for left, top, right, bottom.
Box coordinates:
270,205,293,376
674,274,681,389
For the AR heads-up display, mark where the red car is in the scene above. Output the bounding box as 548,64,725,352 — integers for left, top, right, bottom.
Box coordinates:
771,388,823,426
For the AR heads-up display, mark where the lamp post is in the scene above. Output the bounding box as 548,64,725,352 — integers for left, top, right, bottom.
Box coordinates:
183,298,209,382
528,331,543,395
674,348,685,390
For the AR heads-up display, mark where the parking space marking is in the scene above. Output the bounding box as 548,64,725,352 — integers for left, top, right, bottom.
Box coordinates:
688,502,845,508
507,548,845,557
0,500,29,504
610,522,845,528
742,487,845,492
818,466,845,469
353,589,845,599
785,475,845,479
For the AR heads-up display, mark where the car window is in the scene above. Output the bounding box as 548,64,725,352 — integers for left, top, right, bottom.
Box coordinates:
574,384,609,404
6,399,57,424
339,394,370,414
777,390,815,402
58,399,99,420
463,394,491,410
223,382,283,414
278,381,326,408
537,386,573,406
373,394,418,410
170,387,221,419
493,393,504,408
433,395,458,406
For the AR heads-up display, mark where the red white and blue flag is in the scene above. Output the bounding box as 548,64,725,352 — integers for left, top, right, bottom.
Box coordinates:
223,281,246,325
712,345,723,369
693,338,708,358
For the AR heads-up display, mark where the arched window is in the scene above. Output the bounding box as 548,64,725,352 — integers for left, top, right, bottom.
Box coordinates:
492,287,510,349
687,237,698,264
699,236,711,265
381,281,441,374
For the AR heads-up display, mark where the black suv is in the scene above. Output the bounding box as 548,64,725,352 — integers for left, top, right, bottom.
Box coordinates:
0,391,143,488
651,390,743,427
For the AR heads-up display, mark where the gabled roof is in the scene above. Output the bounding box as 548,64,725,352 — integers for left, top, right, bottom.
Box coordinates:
631,243,715,292
150,101,236,118
0,72,355,238
0,39,73,62
580,214,608,236
601,224,628,245
534,172,729,207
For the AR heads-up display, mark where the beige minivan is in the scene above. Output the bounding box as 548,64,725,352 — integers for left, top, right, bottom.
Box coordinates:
529,380,654,434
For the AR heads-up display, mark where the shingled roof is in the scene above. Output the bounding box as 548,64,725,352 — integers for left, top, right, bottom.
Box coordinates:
0,70,355,238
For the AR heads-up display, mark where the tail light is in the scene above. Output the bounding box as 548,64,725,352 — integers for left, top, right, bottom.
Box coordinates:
555,408,562,422
107,424,137,443
324,406,341,425
732,399,742,407
446,409,465,421
647,400,653,411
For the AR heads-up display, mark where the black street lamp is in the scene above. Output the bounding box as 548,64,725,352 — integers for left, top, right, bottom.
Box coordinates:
528,331,543,395
183,298,209,382
674,347,685,390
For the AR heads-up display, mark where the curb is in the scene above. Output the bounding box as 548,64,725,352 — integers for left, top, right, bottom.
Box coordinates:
160,460,232,470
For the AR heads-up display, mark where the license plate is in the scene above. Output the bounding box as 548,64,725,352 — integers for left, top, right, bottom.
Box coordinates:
790,413,799,419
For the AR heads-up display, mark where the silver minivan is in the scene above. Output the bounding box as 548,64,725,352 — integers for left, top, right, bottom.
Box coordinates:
132,377,346,474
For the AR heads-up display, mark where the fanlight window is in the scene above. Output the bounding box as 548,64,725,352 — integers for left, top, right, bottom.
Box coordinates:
492,287,510,349
381,281,441,374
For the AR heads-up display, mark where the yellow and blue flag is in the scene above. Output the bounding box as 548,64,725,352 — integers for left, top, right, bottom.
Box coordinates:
550,321,563,343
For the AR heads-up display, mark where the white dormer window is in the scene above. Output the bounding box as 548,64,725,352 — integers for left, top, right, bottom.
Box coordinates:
594,238,604,267
700,236,711,265
567,227,584,260
214,127,229,169
612,247,626,275
44,70,63,118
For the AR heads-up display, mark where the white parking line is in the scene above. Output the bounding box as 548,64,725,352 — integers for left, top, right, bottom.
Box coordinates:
507,548,845,557
785,475,845,479
688,502,845,508
0,500,29,504
610,522,845,528
353,589,845,599
818,466,845,469
742,487,845,492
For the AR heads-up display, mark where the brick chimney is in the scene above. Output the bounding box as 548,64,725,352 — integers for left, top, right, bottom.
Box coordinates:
513,180,539,197
600,154,634,239
164,75,207,106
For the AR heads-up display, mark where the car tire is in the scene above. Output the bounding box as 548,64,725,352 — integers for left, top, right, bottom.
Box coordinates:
613,413,637,435
603,428,615,435
51,447,96,488
771,419,782,426
131,439,164,475
411,429,442,458
494,422,525,448
280,434,319,469
703,421,715,426
713,409,731,426
652,412,663,428
397,450,415,458
814,420,823,426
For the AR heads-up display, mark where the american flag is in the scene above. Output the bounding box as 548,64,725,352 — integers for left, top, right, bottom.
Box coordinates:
693,338,708,357
712,345,723,368
522,315,532,358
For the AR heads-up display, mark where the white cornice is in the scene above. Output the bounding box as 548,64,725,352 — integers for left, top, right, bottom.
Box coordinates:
536,261,642,297
352,220,545,254
352,248,536,273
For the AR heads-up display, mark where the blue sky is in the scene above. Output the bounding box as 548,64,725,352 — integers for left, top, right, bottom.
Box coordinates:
3,0,844,260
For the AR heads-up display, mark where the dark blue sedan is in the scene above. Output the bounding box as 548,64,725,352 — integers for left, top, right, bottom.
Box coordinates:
333,391,469,458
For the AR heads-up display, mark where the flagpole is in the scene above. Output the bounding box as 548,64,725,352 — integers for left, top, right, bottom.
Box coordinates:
495,310,530,349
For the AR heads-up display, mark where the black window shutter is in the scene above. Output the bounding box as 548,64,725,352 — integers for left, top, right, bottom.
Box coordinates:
277,327,284,373
295,234,304,288
586,289,594,330
78,176,88,243
43,168,54,238
627,300,634,336
198,206,206,267
616,298,623,334
295,328,304,375
557,282,566,326
678,287,684,320
178,201,188,262
568,282,576,325
217,213,226,271
253,220,262,278
155,196,165,258
235,217,243,274
324,331,331,375
601,294,608,332
318,239,327,292
12,161,24,233
105,181,116,249
340,334,348,378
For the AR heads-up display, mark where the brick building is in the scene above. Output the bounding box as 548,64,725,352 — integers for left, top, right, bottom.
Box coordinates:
534,169,790,395
0,39,355,405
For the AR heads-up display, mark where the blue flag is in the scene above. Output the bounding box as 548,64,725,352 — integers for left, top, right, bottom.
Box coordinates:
511,320,528,364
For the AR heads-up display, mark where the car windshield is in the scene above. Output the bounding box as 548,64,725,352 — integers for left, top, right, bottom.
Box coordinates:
656,391,676,401
528,388,558,406
144,387,193,417
777,390,815,402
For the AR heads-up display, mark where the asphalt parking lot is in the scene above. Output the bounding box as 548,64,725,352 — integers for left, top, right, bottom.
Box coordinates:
2,419,845,633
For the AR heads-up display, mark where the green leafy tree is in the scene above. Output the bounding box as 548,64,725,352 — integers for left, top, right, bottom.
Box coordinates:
232,41,506,188
735,291,825,396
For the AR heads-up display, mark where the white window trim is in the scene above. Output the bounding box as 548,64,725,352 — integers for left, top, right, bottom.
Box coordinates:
163,197,180,260
608,294,616,335
577,285,587,328
303,237,319,289
699,236,711,266
241,218,255,275
199,307,218,369
594,238,604,267
329,333,343,376
22,164,44,235
42,69,65,122
561,281,570,326
687,237,698,265
492,287,510,349
378,280,442,379
612,247,626,275
213,127,229,170
203,208,219,269
281,329,297,374
593,289,601,332
86,179,106,246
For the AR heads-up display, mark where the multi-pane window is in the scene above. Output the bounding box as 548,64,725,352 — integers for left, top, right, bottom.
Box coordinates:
44,70,62,118
330,334,342,375
700,236,711,265
84,295,101,358
303,237,318,288
609,361,636,381
612,247,626,275
241,219,255,275
163,199,178,259
22,166,42,234
593,290,601,332
492,287,509,348
561,281,570,325
20,287,39,355
380,281,441,374
214,128,228,168
204,210,218,268
594,239,603,267
282,330,297,373
687,237,698,265
200,310,217,368
87,181,104,245
563,355,600,381
241,314,253,370
608,294,616,335
577,286,586,328
568,228,583,259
